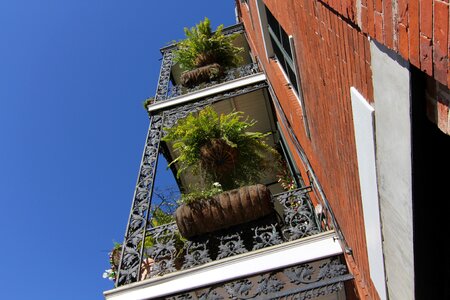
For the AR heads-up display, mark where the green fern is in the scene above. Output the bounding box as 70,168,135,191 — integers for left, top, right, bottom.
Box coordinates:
173,17,243,71
162,107,279,190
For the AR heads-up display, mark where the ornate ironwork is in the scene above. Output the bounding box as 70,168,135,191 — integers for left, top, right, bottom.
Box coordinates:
122,186,321,283
217,233,248,259
166,63,260,99
116,114,164,286
252,224,283,250
161,256,352,299
198,289,224,300
182,241,212,269
155,50,174,101
273,187,321,240
144,223,179,278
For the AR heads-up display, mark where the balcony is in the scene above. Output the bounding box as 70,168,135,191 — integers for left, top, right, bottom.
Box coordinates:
152,23,259,103
104,23,352,300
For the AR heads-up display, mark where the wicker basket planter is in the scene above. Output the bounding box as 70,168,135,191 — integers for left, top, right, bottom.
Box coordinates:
180,63,224,87
199,138,239,175
175,184,273,238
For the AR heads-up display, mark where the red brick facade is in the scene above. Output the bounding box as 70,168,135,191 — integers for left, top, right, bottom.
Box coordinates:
322,0,449,87
237,1,450,299
237,0,379,298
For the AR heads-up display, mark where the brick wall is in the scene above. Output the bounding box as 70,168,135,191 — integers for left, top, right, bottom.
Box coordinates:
426,76,450,134
320,0,449,88
238,0,379,298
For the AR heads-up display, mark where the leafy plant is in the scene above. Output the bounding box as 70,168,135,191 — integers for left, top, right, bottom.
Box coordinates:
162,106,279,190
276,157,297,191
173,17,243,71
151,207,175,227
179,182,223,205
143,97,155,110
103,242,122,281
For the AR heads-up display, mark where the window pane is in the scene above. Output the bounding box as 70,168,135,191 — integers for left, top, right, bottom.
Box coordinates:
265,6,280,39
280,28,292,58
271,35,284,61
265,5,298,95
287,63,298,94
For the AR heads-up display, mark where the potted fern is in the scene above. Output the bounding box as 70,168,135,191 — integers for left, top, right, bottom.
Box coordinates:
163,106,276,190
173,18,243,87
162,106,279,238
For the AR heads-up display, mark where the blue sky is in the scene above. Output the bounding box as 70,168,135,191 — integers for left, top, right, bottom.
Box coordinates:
0,1,236,299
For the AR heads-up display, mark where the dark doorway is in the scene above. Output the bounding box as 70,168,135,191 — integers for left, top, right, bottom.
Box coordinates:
411,67,450,299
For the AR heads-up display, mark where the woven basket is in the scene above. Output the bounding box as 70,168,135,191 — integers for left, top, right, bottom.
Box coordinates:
180,63,223,87
175,184,273,238
199,138,238,175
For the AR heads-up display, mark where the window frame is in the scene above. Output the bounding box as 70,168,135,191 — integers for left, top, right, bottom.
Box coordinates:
256,1,311,139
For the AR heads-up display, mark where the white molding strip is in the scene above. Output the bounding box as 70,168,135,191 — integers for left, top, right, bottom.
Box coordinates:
104,231,342,300
147,73,266,113
350,87,387,300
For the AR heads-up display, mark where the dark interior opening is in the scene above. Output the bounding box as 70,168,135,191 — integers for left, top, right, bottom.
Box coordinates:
411,66,450,299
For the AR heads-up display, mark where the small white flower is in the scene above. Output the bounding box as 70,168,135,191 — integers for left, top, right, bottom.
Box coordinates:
212,182,222,188
103,269,114,280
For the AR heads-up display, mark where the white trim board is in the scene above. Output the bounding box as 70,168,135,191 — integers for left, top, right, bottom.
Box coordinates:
147,73,266,113
350,87,387,300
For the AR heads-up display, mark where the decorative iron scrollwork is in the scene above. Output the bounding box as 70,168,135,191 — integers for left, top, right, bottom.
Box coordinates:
273,187,321,241
145,223,179,277
155,50,173,101
252,224,283,250
217,233,248,259
224,279,253,299
182,241,212,269
118,186,322,286
116,114,164,286
164,256,351,299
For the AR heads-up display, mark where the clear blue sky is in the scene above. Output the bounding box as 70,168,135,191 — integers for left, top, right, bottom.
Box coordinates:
0,1,236,299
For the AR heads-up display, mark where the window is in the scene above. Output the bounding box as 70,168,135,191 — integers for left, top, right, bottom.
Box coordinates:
265,6,299,95
256,1,311,139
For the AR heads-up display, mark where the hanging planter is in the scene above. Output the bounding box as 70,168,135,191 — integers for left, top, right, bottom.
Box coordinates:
162,107,277,191
173,18,243,88
199,138,239,175
180,63,224,88
175,184,273,238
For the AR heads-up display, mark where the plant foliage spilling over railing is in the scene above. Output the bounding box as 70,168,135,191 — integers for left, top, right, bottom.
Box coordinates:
172,17,242,72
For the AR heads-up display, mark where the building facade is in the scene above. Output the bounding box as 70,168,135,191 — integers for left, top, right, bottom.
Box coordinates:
104,1,450,299
237,0,450,299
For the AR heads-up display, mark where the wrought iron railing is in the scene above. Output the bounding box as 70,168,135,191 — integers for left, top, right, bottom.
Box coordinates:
125,186,322,281
166,63,261,99
163,256,353,299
